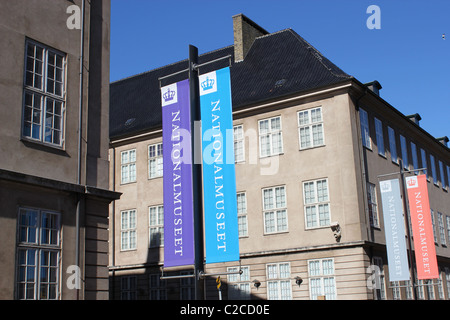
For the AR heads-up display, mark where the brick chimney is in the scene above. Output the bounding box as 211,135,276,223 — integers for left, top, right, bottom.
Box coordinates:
233,14,269,62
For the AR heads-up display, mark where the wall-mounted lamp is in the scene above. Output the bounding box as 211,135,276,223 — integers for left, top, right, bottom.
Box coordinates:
295,276,303,287
330,221,341,242
253,279,261,289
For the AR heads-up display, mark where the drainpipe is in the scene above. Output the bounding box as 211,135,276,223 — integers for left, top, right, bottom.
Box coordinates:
76,0,86,300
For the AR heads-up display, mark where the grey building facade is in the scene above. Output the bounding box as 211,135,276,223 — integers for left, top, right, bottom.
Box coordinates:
0,0,120,300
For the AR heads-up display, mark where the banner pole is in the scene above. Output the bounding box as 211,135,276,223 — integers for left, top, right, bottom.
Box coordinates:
189,45,204,300
399,160,417,300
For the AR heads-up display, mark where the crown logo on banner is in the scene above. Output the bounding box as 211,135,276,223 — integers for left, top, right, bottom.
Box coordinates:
201,76,215,91
406,177,418,188
380,181,391,193
163,87,176,102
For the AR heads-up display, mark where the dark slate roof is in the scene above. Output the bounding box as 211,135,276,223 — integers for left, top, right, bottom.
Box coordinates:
110,29,352,140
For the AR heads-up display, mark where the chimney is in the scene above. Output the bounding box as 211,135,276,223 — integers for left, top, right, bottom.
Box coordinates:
233,14,269,62
407,113,422,126
365,81,382,96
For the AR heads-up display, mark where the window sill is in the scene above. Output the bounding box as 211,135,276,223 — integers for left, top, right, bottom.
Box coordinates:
21,138,68,156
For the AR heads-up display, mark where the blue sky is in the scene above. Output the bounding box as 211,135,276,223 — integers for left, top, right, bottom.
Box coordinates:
111,0,449,139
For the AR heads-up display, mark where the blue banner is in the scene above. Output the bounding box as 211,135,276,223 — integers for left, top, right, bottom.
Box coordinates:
379,179,410,281
161,79,195,268
200,67,240,264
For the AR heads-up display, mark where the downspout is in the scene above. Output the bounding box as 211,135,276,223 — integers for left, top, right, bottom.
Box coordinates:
76,0,86,300
111,146,116,299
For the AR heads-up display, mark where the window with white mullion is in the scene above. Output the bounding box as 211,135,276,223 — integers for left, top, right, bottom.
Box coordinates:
236,192,248,237
23,40,65,147
259,117,283,157
308,258,336,300
148,143,163,178
303,179,331,229
121,210,137,250
298,107,324,150
149,206,164,248
374,118,385,156
360,108,371,149
16,208,61,300
262,186,288,234
121,149,136,184
234,125,245,163
266,263,292,300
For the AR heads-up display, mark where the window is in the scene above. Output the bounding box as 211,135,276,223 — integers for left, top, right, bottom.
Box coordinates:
360,108,371,149
392,282,401,300
234,125,245,163
303,179,331,228
149,274,167,300
445,268,450,298
121,149,136,184
298,107,324,149
431,209,437,244
430,154,438,186
262,186,288,234
374,118,385,156
421,148,428,177
373,257,386,300
180,272,195,300
425,279,435,300
438,212,446,246
16,208,61,300
259,117,283,157
439,161,446,189
367,183,379,228
148,143,163,178
400,135,408,169
121,276,137,300
308,258,336,300
267,263,292,300
447,216,450,246
447,165,450,190
121,210,136,251
411,142,419,173
437,271,445,300
149,206,164,248
236,193,248,237
22,40,66,147
228,266,251,300
388,126,398,163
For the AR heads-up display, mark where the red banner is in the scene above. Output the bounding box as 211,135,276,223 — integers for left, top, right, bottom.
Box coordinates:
405,174,439,280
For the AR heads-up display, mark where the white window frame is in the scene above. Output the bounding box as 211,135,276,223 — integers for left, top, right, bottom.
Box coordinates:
234,125,245,163
388,126,398,163
430,154,438,186
121,209,137,251
149,205,164,248
22,40,66,148
308,258,337,300
148,143,163,179
437,212,446,247
400,135,408,169
236,192,248,237
411,142,419,173
297,107,325,150
367,183,380,228
431,209,437,244
121,149,136,184
439,160,446,189
227,266,251,300
303,179,331,229
258,116,283,157
421,148,428,178
360,108,371,149
16,208,61,300
266,262,292,300
262,186,288,234
374,118,385,156
373,256,386,300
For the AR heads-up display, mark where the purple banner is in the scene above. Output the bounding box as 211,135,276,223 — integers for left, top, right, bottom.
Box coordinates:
161,79,195,267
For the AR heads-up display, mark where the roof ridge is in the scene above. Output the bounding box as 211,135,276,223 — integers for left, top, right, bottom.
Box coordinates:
111,45,234,85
